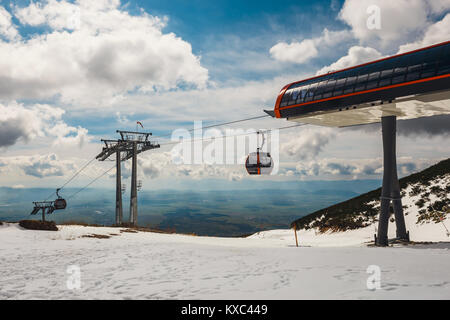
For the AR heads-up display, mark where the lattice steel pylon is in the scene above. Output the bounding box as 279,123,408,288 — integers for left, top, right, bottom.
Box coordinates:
96,139,127,225
96,131,160,227
117,130,160,227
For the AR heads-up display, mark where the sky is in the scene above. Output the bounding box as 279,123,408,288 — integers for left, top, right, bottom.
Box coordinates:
0,0,449,191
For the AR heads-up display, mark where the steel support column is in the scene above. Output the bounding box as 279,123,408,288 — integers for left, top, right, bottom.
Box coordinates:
97,131,159,228
376,116,409,246
115,149,123,226
129,141,138,226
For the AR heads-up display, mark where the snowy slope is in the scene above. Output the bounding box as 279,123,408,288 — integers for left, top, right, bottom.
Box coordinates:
291,160,450,240
1,160,449,300
1,222,449,300
250,169,450,248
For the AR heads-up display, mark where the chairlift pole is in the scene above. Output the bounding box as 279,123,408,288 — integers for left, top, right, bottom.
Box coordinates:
430,205,450,237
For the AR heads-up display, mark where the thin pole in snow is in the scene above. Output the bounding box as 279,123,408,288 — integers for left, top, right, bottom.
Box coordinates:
431,205,450,237
293,225,298,247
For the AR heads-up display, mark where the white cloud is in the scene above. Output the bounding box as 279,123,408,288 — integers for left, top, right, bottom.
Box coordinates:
339,0,450,48
106,75,301,126
293,157,433,178
270,1,449,67
1,153,76,178
115,111,131,125
0,6,19,40
281,128,336,160
138,152,171,179
14,0,80,30
398,14,450,53
136,152,245,182
171,163,245,181
52,125,90,148
316,46,382,75
270,39,318,64
0,101,90,148
427,0,450,15
269,29,352,64
0,0,208,105
271,1,449,66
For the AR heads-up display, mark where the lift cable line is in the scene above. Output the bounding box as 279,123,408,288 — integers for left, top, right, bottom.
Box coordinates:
43,157,98,201
151,115,271,140
157,123,307,147
66,164,116,200
60,157,97,189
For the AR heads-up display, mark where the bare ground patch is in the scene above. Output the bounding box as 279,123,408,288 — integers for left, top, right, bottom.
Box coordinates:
19,220,58,231
81,234,112,239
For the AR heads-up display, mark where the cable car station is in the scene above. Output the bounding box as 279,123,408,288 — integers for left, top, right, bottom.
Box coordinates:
266,41,450,246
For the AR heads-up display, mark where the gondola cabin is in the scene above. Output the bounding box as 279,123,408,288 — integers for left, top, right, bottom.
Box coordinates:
54,198,67,210
245,151,273,175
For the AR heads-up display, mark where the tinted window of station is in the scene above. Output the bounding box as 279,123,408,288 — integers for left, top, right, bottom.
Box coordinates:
420,46,440,78
437,44,450,75
280,43,449,108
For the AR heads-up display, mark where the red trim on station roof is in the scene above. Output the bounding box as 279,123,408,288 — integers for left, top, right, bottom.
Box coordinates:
274,84,290,118
276,73,450,115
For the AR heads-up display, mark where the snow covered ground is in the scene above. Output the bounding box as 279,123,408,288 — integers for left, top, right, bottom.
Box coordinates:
1,218,449,300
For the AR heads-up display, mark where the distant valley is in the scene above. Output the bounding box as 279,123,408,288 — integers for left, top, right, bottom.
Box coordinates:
0,180,380,237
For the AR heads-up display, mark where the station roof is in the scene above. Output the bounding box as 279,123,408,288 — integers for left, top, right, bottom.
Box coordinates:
269,41,450,127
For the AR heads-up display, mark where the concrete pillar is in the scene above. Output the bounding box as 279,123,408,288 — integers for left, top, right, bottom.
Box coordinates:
129,142,138,226
376,116,408,246
116,149,123,226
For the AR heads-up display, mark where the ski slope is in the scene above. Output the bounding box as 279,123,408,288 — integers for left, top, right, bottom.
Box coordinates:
1,220,449,300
